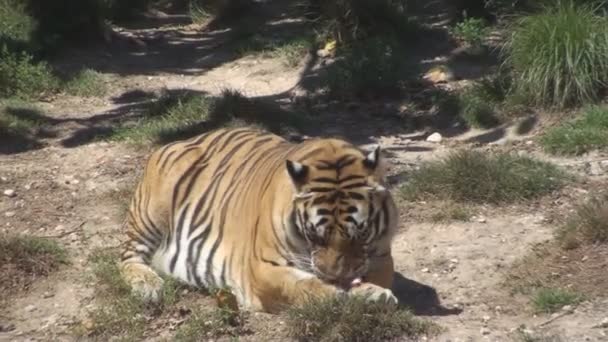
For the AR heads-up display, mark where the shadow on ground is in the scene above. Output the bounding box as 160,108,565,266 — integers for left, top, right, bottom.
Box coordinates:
392,272,462,316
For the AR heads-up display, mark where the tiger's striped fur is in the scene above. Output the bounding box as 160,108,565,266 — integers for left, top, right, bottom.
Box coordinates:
120,127,398,312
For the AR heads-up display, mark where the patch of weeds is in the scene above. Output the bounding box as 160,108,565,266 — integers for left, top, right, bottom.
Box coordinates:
271,37,314,67
234,34,313,67
0,99,43,136
111,89,310,145
175,306,247,342
0,46,59,99
63,69,107,97
0,234,68,293
504,0,608,108
189,0,212,25
452,17,488,48
430,202,471,223
286,296,437,342
532,288,582,313
541,106,608,155
458,79,506,128
325,36,411,100
513,326,565,342
0,0,36,45
82,249,185,340
557,194,608,249
401,150,565,204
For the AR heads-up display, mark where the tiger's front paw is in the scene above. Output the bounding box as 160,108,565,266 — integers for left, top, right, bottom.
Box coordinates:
349,282,398,306
121,263,164,303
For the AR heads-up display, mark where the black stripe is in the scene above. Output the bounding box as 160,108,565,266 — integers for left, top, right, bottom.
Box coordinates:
297,147,325,162
170,203,191,273
311,177,338,184
348,192,365,200
341,182,367,189
338,175,365,183
309,187,336,193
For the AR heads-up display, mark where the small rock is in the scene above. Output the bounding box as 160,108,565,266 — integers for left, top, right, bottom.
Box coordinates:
450,258,459,264
592,317,608,328
421,268,430,273
477,217,487,223
426,132,443,143
423,65,455,84
482,315,491,323
42,291,54,299
582,255,589,261
0,176,7,182
24,184,31,190
0,323,16,332
494,306,502,312
562,305,573,312
4,211,15,218
480,327,491,335
82,318,95,331
3,189,16,197
24,305,36,313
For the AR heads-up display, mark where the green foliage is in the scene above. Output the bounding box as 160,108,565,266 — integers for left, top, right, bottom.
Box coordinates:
504,0,608,108
0,0,35,44
325,37,410,100
286,296,436,342
0,99,42,135
402,150,565,204
557,194,608,249
532,288,582,313
0,47,58,99
311,0,413,42
541,106,608,155
458,80,506,128
235,34,314,67
63,69,107,97
452,17,488,47
174,307,246,342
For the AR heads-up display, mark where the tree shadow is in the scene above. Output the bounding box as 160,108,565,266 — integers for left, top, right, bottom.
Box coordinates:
392,272,462,316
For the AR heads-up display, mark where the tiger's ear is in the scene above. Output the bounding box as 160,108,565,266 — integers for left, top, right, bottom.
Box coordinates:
363,145,381,170
286,160,309,191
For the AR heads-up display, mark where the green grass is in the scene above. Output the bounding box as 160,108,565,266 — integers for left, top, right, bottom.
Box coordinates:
430,202,471,223
110,89,309,145
557,194,608,249
458,79,507,128
0,99,43,135
235,34,314,67
286,296,436,342
0,0,35,44
324,37,411,100
0,47,59,99
174,307,246,342
82,249,184,340
401,150,566,204
452,17,488,48
63,69,107,97
541,106,608,155
504,0,608,108
0,234,67,293
532,288,582,313
270,37,313,67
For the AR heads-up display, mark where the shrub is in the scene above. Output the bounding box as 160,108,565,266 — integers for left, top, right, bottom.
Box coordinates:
325,37,410,100
286,296,436,342
63,69,107,97
541,106,608,155
557,194,608,249
0,46,58,99
0,0,36,45
458,80,505,128
532,288,582,313
504,1,608,108
452,17,488,47
402,150,565,203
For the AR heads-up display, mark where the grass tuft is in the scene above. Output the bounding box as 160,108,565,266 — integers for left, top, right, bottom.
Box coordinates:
532,288,582,313
541,106,608,155
557,194,608,249
175,306,247,342
402,150,565,204
0,47,59,99
458,79,507,128
0,234,67,294
430,202,471,223
504,1,608,108
286,296,437,342
63,69,107,97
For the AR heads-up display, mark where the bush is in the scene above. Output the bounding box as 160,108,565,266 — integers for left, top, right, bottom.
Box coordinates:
458,80,505,128
63,69,107,97
452,17,488,47
0,0,35,44
532,288,582,313
541,106,608,155
0,46,58,99
325,37,410,100
402,150,565,203
557,194,608,249
310,0,412,42
286,296,436,342
504,1,608,108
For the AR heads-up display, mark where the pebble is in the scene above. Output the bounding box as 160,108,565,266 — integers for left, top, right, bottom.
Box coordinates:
480,327,491,335
562,305,573,312
426,132,443,143
477,217,487,223
3,189,16,197
42,291,54,299
582,255,589,262
421,268,430,273
4,211,15,218
24,305,36,313
482,315,491,323
0,176,7,182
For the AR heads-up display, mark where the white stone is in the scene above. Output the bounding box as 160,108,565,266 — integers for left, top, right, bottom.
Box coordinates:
24,305,36,313
426,132,443,143
3,189,16,197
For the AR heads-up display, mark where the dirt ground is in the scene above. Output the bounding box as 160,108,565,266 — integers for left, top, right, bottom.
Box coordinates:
2,1,608,341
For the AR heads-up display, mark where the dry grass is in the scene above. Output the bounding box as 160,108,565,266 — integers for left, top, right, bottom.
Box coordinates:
286,296,438,342
0,235,67,296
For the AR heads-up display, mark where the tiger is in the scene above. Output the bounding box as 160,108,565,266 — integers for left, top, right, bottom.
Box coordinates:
120,127,399,313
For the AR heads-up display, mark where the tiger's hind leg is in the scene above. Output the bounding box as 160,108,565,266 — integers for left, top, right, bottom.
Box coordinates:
120,217,165,303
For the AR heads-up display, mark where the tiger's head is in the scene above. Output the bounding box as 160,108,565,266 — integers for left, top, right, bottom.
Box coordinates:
285,141,394,288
